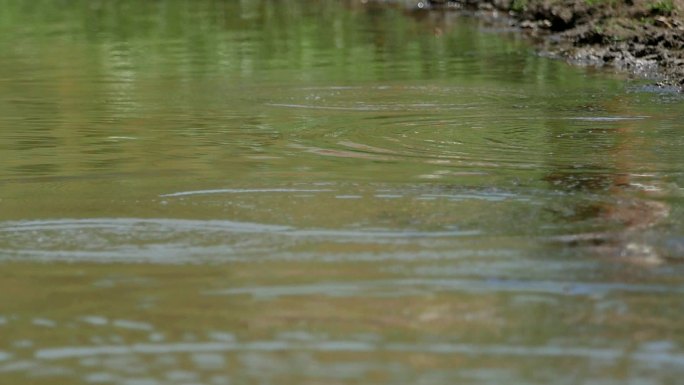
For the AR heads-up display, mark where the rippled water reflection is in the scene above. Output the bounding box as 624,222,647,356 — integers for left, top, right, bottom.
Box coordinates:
1,0,684,384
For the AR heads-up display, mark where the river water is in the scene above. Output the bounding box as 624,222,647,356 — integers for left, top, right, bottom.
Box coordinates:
1,1,684,384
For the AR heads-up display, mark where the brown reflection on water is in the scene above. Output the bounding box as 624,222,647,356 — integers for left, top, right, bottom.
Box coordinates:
543,100,670,264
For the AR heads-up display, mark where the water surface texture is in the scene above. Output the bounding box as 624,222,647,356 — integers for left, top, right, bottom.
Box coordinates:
1,1,684,384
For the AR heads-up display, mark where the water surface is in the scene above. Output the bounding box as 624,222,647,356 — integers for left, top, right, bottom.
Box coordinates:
1,1,684,384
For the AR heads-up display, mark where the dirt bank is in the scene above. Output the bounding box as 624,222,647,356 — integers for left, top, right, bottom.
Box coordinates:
423,0,684,88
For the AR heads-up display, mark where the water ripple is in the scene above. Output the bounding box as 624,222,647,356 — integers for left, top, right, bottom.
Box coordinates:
206,278,684,298
30,340,684,366
159,188,333,198
0,218,478,263
0,218,474,238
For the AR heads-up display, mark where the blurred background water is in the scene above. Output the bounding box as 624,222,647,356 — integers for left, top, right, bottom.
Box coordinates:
1,1,684,384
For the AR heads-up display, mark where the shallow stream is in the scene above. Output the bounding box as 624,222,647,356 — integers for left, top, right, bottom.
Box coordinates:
1,1,684,384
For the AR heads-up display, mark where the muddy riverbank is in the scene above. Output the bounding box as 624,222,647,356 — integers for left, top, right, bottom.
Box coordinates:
392,0,684,88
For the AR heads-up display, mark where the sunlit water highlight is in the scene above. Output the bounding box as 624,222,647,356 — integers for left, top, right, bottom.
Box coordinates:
1,0,684,384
